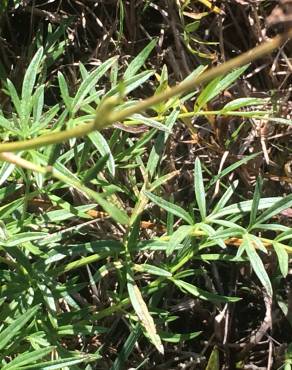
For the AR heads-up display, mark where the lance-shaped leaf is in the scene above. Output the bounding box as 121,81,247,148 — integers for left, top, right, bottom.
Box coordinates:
242,233,273,297
127,271,164,354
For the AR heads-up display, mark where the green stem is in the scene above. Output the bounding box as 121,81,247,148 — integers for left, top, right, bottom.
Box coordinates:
0,152,129,224
124,110,270,124
0,30,291,153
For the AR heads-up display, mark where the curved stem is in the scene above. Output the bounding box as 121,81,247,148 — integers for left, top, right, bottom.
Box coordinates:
0,30,291,153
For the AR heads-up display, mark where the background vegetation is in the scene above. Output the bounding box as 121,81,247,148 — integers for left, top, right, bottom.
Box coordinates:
0,1,291,369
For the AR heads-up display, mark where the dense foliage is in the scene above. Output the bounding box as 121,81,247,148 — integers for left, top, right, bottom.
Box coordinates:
0,1,291,369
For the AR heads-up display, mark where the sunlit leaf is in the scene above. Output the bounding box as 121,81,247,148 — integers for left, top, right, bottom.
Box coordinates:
0,305,40,351
144,191,194,225
127,272,164,354
242,233,273,297
273,241,289,278
124,39,157,80
194,158,206,220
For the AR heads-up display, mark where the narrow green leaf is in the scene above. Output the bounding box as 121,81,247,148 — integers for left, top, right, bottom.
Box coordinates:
0,115,18,133
159,330,201,343
21,48,43,102
260,116,292,125
194,158,206,220
197,223,216,237
243,234,273,297
110,325,142,370
146,109,179,179
82,154,110,184
185,21,200,33
172,279,240,303
248,176,263,228
124,39,157,80
107,71,154,96
130,114,172,133
53,168,129,225
221,97,267,112
144,191,193,225
37,282,57,313
253,194,292,228
209,197,282,221
58,71,71,110
150,170,180,192
211,180,238,215
273,241,288,278
194,254,247,262
3,232,48,247
72,56,117,112
21,47,44,121
196,65,248,109
248,233,267,253
0,305,39,351
110,58,119,87
32,85,45,123
56,324,107,335
6,79,22,118
167,225,194,256
211,219,245,231
209,153,259,188
203,227,242,248
89,131,115,176
255,224,289,232
31,104,60,135
196,76,221,109
0,161,15,186
2,347,54,370
40,205,94,223
17,355,98,370
181,65,206,86
133,263,172,277
276,228,292,243
127,272,164,354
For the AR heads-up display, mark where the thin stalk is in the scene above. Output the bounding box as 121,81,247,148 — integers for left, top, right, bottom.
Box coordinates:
0,151,126,220
124,110,270,124
0,29,291,153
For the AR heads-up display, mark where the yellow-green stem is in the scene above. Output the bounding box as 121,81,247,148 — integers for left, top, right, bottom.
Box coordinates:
0,29,291,153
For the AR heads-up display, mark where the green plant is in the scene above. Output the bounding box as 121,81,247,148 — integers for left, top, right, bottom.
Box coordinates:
0,30,291,369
